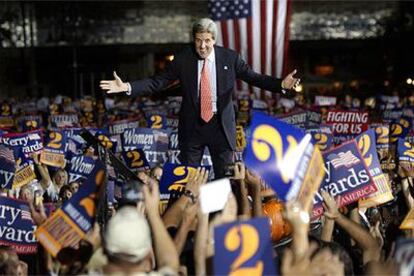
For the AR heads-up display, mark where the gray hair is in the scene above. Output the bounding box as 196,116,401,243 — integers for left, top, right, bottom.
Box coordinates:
192,18,217,40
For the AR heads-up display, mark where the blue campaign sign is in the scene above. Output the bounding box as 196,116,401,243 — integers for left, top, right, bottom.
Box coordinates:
62,160,104,233
68,155,97,183
41,130,67,168
159,163,199,201
121,148,150,172
146,114,166,129
244,111,316,201
390,117,412,143
17,115,43,132
0,196,37,254
306,126,333,152
214,217,276,276
0,145,16,189
0,130,43,157
122,127,170,167
398,138,414,163
356,129,383,178
312,140,377,219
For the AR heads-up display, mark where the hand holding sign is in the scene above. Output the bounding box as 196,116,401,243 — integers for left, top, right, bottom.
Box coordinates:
321,191,340,220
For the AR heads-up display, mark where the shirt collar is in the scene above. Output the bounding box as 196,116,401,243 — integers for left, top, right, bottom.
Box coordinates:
205,47,215,64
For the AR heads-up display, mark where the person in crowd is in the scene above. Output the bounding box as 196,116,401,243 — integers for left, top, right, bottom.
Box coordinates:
100,17,300,178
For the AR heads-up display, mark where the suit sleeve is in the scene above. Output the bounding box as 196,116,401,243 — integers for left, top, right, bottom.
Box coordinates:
130,58,179,97
234,54,282,93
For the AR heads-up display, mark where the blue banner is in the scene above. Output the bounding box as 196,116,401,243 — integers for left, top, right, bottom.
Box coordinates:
146,114,166,129
213,217,276,276
0,145,16,189
244,112,319,202
17,115,43,132
0,196,37,254
356,129,394,208
159,163,199,201
122,127,170,167
306,126,333,152
121,149,150,172
0,130,43,157
312,140,377,219
49,114,80,128
40,130,67,168
68,155,97,183
278,110,321,129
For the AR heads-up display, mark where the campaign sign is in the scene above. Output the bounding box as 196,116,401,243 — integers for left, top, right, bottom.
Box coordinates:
326,110,369,136
49,114,80,128
0,130,43,157
0,116,14,129
122,128,170,167
278,110,321,130
395,238,414,275
306,126,333,152
0,145,15,189
213,217,276,276
397,138,414,178
40,131,67,168
17,115,43,132
68,155,96,183
108,119,140,135
121,149,150,172
0,196,37,254
12,147,36,189
245,112,325,208
236,125,247,151
312,141,377,219
165,116,179,130
36,160,104,257
371,124,390,149
108,119,140,153
382,108,403,122
146,114,166,129
400,209,414,230
356,129,393,208
390,117,411,143
159,163,199,201
314,96,337,107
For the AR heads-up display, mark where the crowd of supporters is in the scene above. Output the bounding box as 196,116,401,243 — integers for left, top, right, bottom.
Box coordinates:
1,88,414,275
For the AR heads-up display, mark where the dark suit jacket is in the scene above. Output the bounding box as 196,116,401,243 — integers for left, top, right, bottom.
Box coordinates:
130,45,282,151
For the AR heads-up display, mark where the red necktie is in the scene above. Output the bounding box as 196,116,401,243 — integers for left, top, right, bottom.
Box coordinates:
200,60,213,122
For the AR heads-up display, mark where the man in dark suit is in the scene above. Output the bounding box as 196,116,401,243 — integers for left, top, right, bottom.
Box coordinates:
100,18,299,178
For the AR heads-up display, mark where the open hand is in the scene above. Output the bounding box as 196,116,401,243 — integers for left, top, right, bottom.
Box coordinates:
100,71,129,94
281,69,300,90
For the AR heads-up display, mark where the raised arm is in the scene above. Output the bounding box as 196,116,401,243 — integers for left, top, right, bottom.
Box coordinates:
143,182,180,271
322,192,380,264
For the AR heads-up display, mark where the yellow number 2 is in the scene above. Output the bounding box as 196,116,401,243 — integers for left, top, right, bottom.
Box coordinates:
252,124,297,183
150,115,162,129
357,134,373,167
48,132,62,149
126,150,144,167
225,224,263,276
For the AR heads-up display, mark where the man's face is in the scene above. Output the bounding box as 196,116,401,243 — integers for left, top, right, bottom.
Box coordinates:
194,32,215,59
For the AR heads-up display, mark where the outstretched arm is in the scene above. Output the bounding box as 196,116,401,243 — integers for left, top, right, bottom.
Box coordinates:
235,54,299,93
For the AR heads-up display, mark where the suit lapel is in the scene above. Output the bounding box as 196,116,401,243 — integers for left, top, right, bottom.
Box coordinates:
187,49,199,111
215,46,225,96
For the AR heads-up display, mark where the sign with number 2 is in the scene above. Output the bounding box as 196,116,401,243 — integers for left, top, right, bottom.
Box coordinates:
214,217,276,276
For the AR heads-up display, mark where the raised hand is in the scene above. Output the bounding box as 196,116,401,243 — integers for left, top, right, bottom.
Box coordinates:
321,190,340,220
99,71,129,94
281,69,300,90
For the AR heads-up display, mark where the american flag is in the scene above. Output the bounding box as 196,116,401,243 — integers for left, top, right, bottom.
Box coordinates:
0,145,15,163
20,209,33,222
209,0,292,98
329,151,360,169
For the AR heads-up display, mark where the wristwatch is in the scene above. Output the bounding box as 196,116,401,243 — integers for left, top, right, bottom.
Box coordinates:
183,189,197,204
